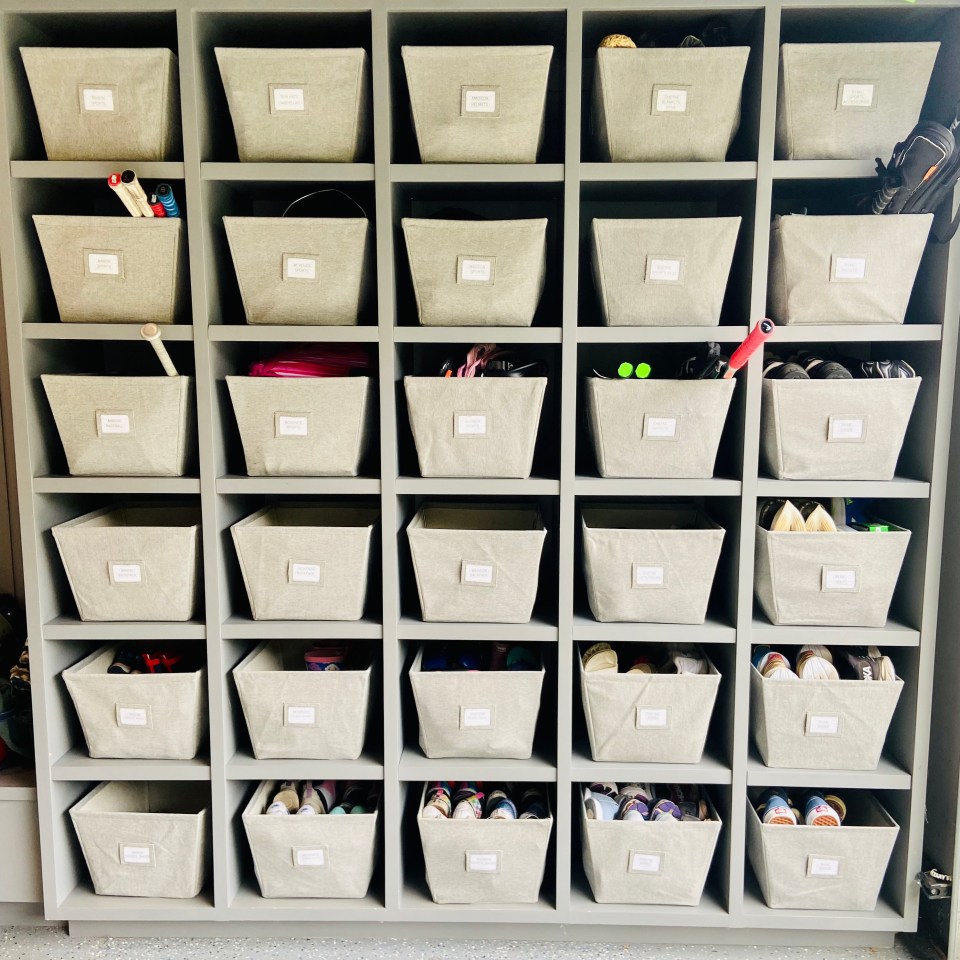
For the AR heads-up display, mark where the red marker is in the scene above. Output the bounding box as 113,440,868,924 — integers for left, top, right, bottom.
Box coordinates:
723,319,775,379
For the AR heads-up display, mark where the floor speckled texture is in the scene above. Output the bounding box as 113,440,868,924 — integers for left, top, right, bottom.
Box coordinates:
0,928,946,960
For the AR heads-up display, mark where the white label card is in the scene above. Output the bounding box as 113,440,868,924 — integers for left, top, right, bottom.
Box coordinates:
462,707,492,728
295,848,326,867
457,414,487,436
290,562,321,584
637,707,669,729
88,253,120,275
273,87,306,111
117,707,148,727
463,89,497,113
830,418,865,441
460,258,493,283
287,705,317,726
82,87,115,111
99,413,130,435
806,714,841,736
111,563,142,584
284,256,317,280
647,258,682,282
841,83,875,108
645,416,678,439
823,569,857,591
630,853,663,874
655,88,688,113
634,565,665,587
467,852,500,873
833,256,867,281
462,562,495,585
808,856,841,878
277,415,309,437
121,845,152,866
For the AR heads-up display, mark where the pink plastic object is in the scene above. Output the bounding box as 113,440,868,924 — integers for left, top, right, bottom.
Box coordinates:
249,344,370,378
723,319,775,379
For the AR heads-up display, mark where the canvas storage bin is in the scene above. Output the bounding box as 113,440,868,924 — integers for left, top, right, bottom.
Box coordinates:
226,376,373,477
243,780,378,898
581,790,721,905
402,218,547,327
760,378,921,481
216,47,369,162
223,216,372,325
746,795,899,910
418,784,552,904
768,214,933,325
52,504,201,622
407,504,546,624
70,781,208,899
404,376,547,479
21,47,180,161
233,641,372,760
34,216,186,324
63,646,206,761
750,665,903,770
776,43,940,160
579,647,720,763
401,46,553,163
409,646,544,759
591,217,741,326
581,506,725,624
592,47,750,162
231,504,377,621
585,378,735,480
42,375,193,478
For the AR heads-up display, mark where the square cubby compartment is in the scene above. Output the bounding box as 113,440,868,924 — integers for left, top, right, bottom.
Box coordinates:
193,11,373,164
392,182,562,328
576,341,746,482
24,337,197,481
387,11,566,164
4,10,181,162
395,341,560,482
203,181,376,327
218,494,382,629
581,9,764,163
211,339,379,480
578,181,755,328
770,180,947,327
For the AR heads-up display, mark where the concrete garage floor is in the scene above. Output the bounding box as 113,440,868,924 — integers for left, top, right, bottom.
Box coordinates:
0,929,946,960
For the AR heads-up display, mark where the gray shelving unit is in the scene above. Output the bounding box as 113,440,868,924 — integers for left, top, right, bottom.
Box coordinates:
0,0,958,945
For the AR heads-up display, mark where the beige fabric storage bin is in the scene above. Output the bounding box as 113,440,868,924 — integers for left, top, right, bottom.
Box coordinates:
581,791,722,905
760,378,921,481
585,378,735,480
776,43,940,160
42,375,193,478
402,218,547,327
582,506,725,624
418,785,552,904
592,47,750,162
755,507,910,628
34,216,186,324
409,646,544,759
407,504,546,624
401,46,553,163
768,214,932,325
750,666,903,770
590,217,741,326
70,781,209,899
223,216,372,326
746,796,898,910
233,641,372,760
52,504,201,623
231,504,377,621
243,780,378,898
216,48,369,162
579,647,720,763
226,376,373,477
404,376,547,479
63,646,205,761
21,47,180,161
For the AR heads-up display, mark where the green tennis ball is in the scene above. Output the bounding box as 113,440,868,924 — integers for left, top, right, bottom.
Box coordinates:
635,362,652,379
617,361,633,378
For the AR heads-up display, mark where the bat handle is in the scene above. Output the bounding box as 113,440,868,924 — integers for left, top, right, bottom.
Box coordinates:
140,323,179,377
723,318,775,379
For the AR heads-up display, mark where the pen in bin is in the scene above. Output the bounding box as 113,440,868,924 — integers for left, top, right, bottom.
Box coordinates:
107,173,141,217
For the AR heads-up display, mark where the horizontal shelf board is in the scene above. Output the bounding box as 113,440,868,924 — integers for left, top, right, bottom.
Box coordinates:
396,476,560,496
58,884,215,921
769,325,941,343
228,883,386,918
575,476,741,497
0,768,37,801
43,617,206,641
398,615,558,642
399,746,557,783
569,877,729,925
756,478,929,499
208,325,380,342
746,750,910,791
216,476,381,495
394,326,562,343
390,163,564,183
570,740,732,785
11,160,184,180
741,885,904,932
772,160,878,181
221,616,383,640
750,617,919,647
572,613,736,644
34,476,200,495
226,748,384,781
202,162,374,182
51,749,211,782
580,161,757,182
401,881,556,921
577,326,749,343
22,323,194,340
